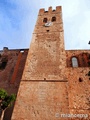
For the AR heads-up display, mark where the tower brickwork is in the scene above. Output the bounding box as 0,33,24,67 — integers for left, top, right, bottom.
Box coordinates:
0,48,28,120
22,6,66,81
11,6,90,120
11,6,69,120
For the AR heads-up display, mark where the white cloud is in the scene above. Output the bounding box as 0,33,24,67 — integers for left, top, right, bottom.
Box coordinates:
62,0,79,19
76,10,90,49
63,0,90,49
78,11,90,39
0,0,90,50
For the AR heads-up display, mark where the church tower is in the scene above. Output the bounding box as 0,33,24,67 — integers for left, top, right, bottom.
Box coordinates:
12,6,69,120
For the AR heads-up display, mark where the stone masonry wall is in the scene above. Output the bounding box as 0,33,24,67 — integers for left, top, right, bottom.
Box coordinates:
22,6,66,81
12,81,69,120
11,6,90,120
11,6,69,120
66,50,90,119
0,48,28,120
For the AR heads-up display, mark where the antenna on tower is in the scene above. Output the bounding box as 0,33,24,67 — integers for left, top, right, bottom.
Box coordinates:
88,41,90,44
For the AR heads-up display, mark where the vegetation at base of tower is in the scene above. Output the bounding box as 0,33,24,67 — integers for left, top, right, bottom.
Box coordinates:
0,89,16,120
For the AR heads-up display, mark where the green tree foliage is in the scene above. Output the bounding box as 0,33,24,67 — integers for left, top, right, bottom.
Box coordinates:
0,89,16,120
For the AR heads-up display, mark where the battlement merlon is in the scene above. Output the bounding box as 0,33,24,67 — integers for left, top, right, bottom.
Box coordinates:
39,6,62,15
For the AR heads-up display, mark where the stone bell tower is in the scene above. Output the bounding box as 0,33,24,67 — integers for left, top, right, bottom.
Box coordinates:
12,6,69,120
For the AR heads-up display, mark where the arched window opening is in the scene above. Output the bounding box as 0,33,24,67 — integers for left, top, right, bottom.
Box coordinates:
52,17,56,22
43,18,47,23
72,57,78,67
53,10,55,12
1,62,7,69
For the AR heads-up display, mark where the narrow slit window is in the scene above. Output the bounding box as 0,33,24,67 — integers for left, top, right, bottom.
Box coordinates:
79,78,83,82
72,57,78,67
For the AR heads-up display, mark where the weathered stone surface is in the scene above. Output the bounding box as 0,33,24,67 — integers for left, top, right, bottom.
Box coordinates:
0,48,28,120
12,6,69,120
22,7,66,81
66,50,90,119
12,81,69,120
11,6,90,120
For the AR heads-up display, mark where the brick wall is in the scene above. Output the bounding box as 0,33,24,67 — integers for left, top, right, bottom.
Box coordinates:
11,6,90,120
0,48,28,120
66,50,90,119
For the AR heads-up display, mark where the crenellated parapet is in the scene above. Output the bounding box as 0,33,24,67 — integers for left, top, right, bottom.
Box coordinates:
39,6,62,15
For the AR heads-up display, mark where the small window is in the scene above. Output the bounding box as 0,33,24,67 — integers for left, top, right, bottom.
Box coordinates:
46,30,49,32
43,18,47,23
0,57,8,70
44,78,46,80
72,57,78,67
79,78,83,82
0,61,7,70
52,17,56,22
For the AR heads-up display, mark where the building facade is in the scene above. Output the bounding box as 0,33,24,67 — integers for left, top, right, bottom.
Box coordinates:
0,6,90,120
0,48,28,120
11,6,90,120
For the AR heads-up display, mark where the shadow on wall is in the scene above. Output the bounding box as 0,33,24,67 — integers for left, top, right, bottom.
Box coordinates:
0,48,29,120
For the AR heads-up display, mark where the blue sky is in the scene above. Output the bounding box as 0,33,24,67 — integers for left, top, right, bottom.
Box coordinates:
0,0,90,50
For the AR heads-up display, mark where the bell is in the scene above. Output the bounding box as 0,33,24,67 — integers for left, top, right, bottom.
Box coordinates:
88,41,90,44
